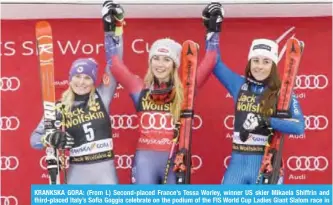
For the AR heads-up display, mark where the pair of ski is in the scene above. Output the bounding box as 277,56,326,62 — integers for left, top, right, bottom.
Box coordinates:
163,41,199,184
256,37,305,184
35,21,67,185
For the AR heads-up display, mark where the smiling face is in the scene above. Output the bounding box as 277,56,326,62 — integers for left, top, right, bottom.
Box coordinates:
150,55,174,83
70,74,94,95
250,56,273,81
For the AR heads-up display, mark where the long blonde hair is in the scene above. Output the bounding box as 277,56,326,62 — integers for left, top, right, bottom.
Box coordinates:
60,83,96,113
144,64,184,123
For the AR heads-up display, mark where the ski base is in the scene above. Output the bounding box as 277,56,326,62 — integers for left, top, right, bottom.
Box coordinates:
36,20,61,185
173,40,199,185
258,37,305,185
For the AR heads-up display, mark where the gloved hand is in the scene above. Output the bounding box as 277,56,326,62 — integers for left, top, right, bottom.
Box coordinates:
202,2,224,33
43,130,74,149
102,0,125,33
239,113,269,142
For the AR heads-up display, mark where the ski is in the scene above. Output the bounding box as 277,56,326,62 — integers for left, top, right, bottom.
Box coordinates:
35,21,60,185
172,40,199,184
257,37,305,184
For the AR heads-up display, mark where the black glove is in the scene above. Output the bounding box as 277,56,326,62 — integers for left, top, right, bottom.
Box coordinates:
239,113,270,142
202,2,224,33
102,0,125,32
43,130,74,149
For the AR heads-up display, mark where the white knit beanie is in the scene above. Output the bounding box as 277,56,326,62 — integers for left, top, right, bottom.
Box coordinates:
248,39,279,64
149,38,182,68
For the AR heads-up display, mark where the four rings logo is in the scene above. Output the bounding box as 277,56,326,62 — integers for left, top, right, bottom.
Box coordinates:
0,116,20,131
111,115,139,129
294,75,328,90
141,113,174,130
0,77,20,91
110,114,202,130
0,156,19,171
39,155,69,170
114,154,203,170
287,156,329,171
305,115,328,130
223,115,328,130
0,196,18,205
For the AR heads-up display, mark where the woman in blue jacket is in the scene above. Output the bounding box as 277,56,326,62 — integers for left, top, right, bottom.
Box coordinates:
201,2,305,184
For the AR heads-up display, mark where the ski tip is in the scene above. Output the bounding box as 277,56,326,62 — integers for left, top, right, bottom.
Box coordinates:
182,40,199,53
36,21,51,28
182,40,196,45
36,21,50,27
35,21,53,39
287,37,304,54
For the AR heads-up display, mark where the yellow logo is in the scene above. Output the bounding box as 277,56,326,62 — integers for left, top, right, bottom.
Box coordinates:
89,101,100,112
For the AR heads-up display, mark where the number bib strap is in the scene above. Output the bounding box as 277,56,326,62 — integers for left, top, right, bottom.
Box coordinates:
69,138,114,163
70,150,114,164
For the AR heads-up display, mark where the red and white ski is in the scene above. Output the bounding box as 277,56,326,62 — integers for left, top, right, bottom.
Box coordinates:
172,40,199,184
257,37,305,184
36,21,60,185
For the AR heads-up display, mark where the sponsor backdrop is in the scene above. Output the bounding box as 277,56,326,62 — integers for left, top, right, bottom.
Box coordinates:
1,17,332,205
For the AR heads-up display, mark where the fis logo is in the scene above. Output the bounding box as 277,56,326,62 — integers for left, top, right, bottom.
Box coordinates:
213,198,221,203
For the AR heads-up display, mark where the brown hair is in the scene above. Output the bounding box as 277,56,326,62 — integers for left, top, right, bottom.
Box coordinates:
245,61,281,116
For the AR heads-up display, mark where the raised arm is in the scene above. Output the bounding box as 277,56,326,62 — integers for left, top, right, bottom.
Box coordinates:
96,32,122,112
102,2,144,106
196,33,219,88
196,2,244,101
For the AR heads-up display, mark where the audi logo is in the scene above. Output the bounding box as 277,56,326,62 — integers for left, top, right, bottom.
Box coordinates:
223,115,328,130
0,116,20,131
141,113,174,130
224,155,231,168
111,115,139,129
294,75,328,90
0,196,18,205
40,155,69,170
0,156,19,171
0,77,20,91
115,155,134,169
110,114,202,130
287,156,329,171
114,154,203,170
305,115,328,130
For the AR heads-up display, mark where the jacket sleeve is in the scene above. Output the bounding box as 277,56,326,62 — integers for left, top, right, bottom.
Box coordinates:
196,33,219,88
269,94,305,135
30,117,45,150
104,32,144,107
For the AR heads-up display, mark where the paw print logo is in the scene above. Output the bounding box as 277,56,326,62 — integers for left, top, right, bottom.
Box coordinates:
89,101,100,112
